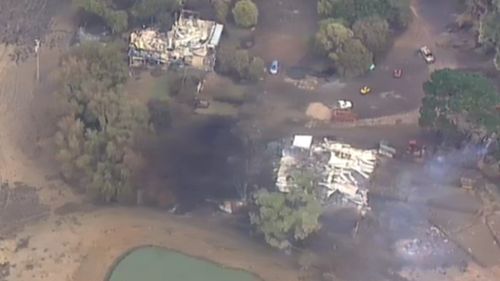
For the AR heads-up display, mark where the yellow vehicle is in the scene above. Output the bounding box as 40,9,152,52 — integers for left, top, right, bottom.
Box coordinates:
360,86,371,95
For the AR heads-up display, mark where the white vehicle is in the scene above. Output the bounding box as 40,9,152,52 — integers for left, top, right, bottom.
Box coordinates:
419,46,435,64
336,100,353,110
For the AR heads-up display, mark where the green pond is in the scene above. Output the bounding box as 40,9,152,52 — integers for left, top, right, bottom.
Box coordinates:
108,246,259,281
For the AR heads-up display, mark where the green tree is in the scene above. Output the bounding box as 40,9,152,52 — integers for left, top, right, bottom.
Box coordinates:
213,0,231,23
317,0,410,28
386,0,411,29
335,38,373,77
215,45,264,81
55,43,150,202
232,49,251,77
74,0,129,33
419,69,500,142
353,16,390,56
315,19,373,77
130,0,182,23
459,0,500,70
250,184,322,250
232,0,259,28
317,0,355,22
314,19,353,56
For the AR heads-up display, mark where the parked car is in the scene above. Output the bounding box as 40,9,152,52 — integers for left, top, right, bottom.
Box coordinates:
336,99,353,110
418,46,435,64
269,60,279,75
393,68,403,78
360,86,371,95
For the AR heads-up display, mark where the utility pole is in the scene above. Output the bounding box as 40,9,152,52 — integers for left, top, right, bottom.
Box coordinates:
34,39,40,83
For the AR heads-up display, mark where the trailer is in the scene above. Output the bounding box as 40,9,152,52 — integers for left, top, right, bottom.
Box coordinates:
331,109,358,122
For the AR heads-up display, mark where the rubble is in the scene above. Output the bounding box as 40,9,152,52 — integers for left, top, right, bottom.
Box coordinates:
378,140,397,158
393,226,458,264
274,135,378,212
128,9,224,71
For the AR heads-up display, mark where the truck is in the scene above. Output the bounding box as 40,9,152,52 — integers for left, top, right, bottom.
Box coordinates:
418,46,435,64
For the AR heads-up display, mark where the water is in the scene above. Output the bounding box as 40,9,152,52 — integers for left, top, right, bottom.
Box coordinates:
108,247,259,281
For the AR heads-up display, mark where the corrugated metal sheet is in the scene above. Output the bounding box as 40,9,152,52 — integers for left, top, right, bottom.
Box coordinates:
209,24,224,47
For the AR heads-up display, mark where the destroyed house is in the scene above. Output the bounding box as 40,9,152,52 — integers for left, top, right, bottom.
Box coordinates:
128,10,224,71
274,135,378,212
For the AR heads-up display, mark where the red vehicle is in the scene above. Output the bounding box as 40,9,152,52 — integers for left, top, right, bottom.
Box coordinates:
393,68,403,78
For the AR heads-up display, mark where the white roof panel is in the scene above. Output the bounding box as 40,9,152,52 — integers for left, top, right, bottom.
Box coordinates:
209,24,224,47
292,135,313,149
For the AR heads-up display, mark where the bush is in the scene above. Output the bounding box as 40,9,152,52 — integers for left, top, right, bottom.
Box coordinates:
74,0,129,33
232,0,259,28
232,49,251,76
335,38,373,77
213,0,230,23
250,186,322,250
55,43,150,202
247,56,265,81
352,16,390,57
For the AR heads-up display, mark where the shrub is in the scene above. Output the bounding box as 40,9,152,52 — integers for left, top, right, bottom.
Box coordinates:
232,0,259,28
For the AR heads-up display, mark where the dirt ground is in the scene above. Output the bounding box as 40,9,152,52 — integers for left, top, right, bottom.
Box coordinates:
4,207,300,281
0,6,305,281
1,1,500,281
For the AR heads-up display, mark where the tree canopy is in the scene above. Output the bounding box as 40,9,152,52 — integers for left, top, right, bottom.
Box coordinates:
232,0,259,28
352,16,391,56
212,0,231,23
315,19,373,77
335,38,373,77
55,42,150,203
74,0,129,33
317,0,411,29
74,0,182,33
419,69,500,142
216,45,265,81
250,174,322,250
314,0,409,72
459,0,500,70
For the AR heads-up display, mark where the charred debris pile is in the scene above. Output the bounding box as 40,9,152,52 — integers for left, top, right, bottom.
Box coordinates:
218,135,389,215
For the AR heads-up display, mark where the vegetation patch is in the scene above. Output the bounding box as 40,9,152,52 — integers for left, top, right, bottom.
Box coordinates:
419,68,500,151
314,0,411,77
54,42,151,203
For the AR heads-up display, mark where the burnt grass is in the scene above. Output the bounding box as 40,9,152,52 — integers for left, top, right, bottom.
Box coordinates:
0,0,66,61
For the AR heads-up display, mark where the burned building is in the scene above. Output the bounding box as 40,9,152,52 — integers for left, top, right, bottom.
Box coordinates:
128,10,224,71
274,135,379,213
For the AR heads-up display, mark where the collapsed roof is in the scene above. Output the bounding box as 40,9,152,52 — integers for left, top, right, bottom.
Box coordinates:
128,9,224,70
275,135,378,212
